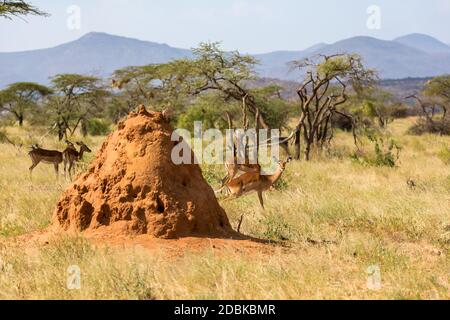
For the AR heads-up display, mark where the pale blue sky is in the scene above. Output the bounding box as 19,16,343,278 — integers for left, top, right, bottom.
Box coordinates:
1,0,449,53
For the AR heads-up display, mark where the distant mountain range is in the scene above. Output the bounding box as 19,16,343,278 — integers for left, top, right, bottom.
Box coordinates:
394,33,450,54
0,32,192,88
255,33,450,80
1,32,450,87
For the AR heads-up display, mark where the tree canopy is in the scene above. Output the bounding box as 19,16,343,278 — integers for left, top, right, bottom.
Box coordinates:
111,42,293,131
0,0,48,19
291,54,378,160
0,82,52,125
48,74,108,139
423,75,450,119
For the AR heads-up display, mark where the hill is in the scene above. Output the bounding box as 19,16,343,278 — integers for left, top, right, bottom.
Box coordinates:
0,32,192,87
255,35,450,80
1,32,450,87
394,33,450,54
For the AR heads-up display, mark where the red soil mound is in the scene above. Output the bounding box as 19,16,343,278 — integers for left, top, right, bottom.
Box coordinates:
53,105,233,239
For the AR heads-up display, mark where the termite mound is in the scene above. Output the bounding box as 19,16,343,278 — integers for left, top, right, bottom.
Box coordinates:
52,105,233,239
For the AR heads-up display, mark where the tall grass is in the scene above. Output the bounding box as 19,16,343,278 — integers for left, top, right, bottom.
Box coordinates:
0,119,449,299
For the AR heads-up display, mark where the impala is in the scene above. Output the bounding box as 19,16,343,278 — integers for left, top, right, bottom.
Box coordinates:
221,157,292,232
224,157,292,210
221,157,261,187
219,133,294,188
28,145,64,178
63,141,92,179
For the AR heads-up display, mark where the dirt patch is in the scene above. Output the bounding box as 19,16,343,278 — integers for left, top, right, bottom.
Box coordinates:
1,231,277,260
87,234,277,258
52,105,233,239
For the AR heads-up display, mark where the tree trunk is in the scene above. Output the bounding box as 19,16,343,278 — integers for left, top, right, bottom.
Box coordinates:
304,142,311,161
57,122,66,141
304,133,313,162
12,111,24,126
81,120,88,137
294,129,301,160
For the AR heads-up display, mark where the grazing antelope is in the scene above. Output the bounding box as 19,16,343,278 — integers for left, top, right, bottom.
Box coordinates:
224,157,292,210
63,141,92,179
28,145,64,178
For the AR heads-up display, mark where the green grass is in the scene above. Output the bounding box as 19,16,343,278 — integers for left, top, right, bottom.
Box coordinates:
0,119,449,300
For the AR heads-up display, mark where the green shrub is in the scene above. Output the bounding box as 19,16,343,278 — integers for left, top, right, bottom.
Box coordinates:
177,105,228,132
176,94,233,132
85,119,112,136
408,118,450,136
273,177,288,191
352,135,401,168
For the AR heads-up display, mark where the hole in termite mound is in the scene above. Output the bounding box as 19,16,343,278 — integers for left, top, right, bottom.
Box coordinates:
156,196,165,214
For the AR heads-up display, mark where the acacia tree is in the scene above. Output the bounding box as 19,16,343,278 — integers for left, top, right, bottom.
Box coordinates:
49,74,107,139
249,84,295,130
423,75,450,119
406,94,440,122
406,76,450,123
183,42,272,130
406,77,450,135
107,95,133,124
0,82,52,126
112,44,288,132
112,60,193,113
0,0,48,19
176,92,237,131
351,87,402,128
292,54,377,160
112,65,159,108
43,95,67,140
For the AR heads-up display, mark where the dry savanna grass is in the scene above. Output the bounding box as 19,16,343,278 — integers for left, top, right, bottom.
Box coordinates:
0,118,449,300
